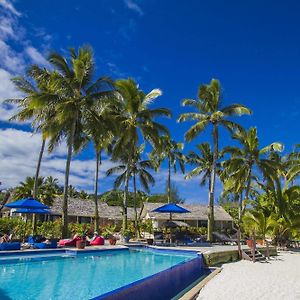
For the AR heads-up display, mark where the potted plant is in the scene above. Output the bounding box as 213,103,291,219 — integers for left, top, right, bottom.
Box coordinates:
75,224,88,249
108,235,117,245
103,225,117,245
121,229,132,243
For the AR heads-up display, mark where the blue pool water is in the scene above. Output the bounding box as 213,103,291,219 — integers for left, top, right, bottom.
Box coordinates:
0,248,198,300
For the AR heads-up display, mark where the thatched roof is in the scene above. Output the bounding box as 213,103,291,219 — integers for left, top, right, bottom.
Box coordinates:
141,202,233,222
50,197,138,220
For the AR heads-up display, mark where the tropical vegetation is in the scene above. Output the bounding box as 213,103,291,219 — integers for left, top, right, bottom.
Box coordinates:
1,45,299,246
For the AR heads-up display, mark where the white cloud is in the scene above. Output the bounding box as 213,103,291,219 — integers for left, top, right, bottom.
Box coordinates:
0,1,51,122
0,128,117,192
124,0,144,16
0,40,25,73
0,68,21,121
25,46,49,67
0,0,21,16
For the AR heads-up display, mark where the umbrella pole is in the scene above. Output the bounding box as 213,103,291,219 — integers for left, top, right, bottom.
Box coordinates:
170,213,172,243
32,213,37,236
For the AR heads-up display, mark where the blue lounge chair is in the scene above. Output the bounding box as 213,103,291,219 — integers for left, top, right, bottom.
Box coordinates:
0,242,21,251
32,240,57,249
27,236,57,249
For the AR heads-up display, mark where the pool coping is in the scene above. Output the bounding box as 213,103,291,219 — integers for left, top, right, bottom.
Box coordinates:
177,267,222,300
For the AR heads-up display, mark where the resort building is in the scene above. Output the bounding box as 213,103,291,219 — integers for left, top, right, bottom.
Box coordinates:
4,197,232,230
140,202,233,230
49,197,138,226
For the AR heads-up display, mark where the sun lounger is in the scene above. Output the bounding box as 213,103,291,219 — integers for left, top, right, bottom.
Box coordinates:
90,236,105,246
58,236,82,247
212,232,237,244
32,240,57,249
0,242,21,251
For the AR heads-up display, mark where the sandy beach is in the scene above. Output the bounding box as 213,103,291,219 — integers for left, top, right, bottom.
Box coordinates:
198,251,300,300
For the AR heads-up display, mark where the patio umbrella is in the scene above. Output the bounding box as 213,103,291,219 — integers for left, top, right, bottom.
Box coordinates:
5,197,49,209
13,208,52,214
152,203,190,243
6,198,50,236
152,203,190,220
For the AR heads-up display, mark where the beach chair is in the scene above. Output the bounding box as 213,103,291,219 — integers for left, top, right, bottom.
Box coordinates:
0,242,21,251
212,232,237,245
58,236,82,247
89,236,105,246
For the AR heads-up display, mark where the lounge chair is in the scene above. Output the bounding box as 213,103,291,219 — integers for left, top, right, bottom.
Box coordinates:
0,242,21,251
32,240,57,249
153,232,166,245
58,236,82,247
212,232,237,244
89,236,105,246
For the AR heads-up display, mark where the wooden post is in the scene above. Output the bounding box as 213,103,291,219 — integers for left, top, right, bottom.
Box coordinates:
252,230,256,263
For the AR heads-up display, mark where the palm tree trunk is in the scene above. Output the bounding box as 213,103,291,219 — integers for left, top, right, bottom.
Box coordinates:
32,138,46,235
62,121,76,238
123,168,129,231
167,157,171,203
133,172,139,237
33,138,46,198
94,150,101,232
237,170,252,257
237,192,243,258
207,124,218,242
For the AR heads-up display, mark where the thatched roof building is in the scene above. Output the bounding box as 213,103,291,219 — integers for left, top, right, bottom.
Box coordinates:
50,197,138,222
140,202,233,229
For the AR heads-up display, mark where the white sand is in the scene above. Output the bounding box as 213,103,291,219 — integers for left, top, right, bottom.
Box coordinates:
198,252,300,300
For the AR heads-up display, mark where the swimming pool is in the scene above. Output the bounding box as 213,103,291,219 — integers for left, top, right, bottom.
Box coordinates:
0,247,205,299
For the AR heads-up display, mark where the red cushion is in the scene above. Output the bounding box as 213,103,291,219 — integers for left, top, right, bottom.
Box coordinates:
58,236,81,247
90,236,104,246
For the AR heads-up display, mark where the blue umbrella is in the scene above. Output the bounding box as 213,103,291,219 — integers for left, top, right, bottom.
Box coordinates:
152,203,190,214
152,203,191,243
13,208,52,214
5,197,49,210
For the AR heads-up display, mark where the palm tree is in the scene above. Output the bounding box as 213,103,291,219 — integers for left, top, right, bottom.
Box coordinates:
12,176,57,206
243,210,277,259
13,177,44,200
107,145,155,235
7,65,55,201
111,78,171,230
150,136,185,203
185,142,221,206
41,46,114,237
222,127,283,254
178,78,252,241
85,110,115,231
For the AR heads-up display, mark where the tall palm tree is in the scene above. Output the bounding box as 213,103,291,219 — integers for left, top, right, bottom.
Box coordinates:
7,65,55,201
150,136,185,203
222,127,283,254
111,78,171,230
107,145,155,234
178,78,252,241
185,143,221,204
85,106,115,231
40,46,114,237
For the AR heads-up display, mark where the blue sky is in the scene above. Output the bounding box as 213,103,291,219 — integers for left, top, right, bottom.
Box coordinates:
1,0,300,204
